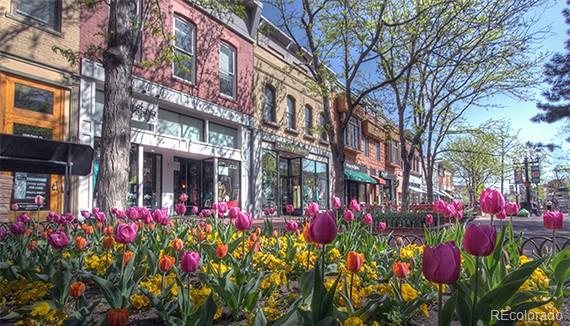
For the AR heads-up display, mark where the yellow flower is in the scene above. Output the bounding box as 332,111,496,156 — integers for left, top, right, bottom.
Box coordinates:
344,317,364,326
30,301,50,317
329,248,341,261
401,283,418,302
515,302,560,326
130,293,150,310
519,255,531,265
420,303,429,317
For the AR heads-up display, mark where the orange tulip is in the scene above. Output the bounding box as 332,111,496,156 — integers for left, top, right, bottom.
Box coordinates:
123,250,134,265
171,239,184,252
303,223,313,243
393,261,410,279
24,229,33,237
249,240,261,253
249,233,257,242
27,239,37,251
96,222,103,230
204,224,212,234
69,281,86,298
215,244,228,259
346,251,365,273
75,236,88,250
102,236,115,250
148,223,156,231
104,226,114,235
41,231,48,239
84,225,94,235
255,227,261,235
198,232,206,241
271,230,279,238
158,255,176,273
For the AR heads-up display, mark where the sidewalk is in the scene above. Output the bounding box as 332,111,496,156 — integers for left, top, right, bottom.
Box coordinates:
473,215,570,239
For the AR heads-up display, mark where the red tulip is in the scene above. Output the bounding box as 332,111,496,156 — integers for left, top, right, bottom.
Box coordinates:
462,224,496,257
309,211,337,244
215,244,228,258
70,281,86,298
422,241,461,284
543,211,563,230
393,261,410,279
479,188,505,215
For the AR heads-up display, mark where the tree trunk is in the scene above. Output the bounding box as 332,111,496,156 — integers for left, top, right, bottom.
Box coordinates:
426,168,434,203
324,97,345,202
96,0,136,213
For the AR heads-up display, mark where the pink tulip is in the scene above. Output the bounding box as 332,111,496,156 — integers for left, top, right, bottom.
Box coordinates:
462,224,496,257
479,188,505,215
212,202,220,213
332,196,342,209
114,223,138,244
234,211,253,231
152,208,169,225
455,210,464,220
10,222,26,235
179,193,189,202
433,199,446,214
285,204,295,214
34,195,45,206
425,214,434,225
304,202,319,217
80,210,90,219
453,199,463,212
422,241,461,284
348,199,361,212
378,221,387,232
285,220,298,233
126,207,140,220
191,206,199,215
203,209,212,217
363,213,373,225
505,202,519,216
180,251,200,273
218,202,228,214
175,203,187,216
11,203,19,211
543,211,563,230
138,207,151,220
343,209,354,222
309,210,337,244
442,204,456,219
228,207,240,219
496,209,506,220
48,231,70,250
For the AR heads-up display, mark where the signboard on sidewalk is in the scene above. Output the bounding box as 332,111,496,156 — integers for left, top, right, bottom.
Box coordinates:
531,165,540,184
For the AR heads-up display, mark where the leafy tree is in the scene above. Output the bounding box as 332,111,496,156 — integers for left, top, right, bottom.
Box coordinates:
532,0,570,141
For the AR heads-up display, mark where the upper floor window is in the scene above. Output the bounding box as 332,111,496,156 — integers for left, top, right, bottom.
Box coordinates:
13,0,61,31
345,117,360,149
364,137,369,156
286,96,296,129
220,42,236,98
304,105,313,135
376,142,381,161
263,85,276,122
173,16,195,83
209,122,238,148
319,113,327,141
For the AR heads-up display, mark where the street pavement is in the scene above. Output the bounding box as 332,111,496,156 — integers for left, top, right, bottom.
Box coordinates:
474,215,570,239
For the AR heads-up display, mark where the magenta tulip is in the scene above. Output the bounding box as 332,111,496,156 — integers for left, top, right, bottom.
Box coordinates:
304,202,319,217
332,196,342,209
34,195,45,206
505,202,519,216
425,214,434,225
203,209,212,217
114,223,138,244
16,213,31,224
285,220,298,233
422,241,461,284
479,188,505,215
462,224,496,257
496,209,506,220
191,206,199,215
433,199,446,214
285,204,295,214
152,208,169,225
310,210,337,244
234,211,253,231
228,207,240,219
453,199,464,212
175,203,187,216
543,211,563,230
218,202,228,214
179,193,189,202
378,221,387,232
48,231,70,250
343,209,354,222
80,210,90,219
363,213,373,225
126,207,140,220
10,222,26,235
180,251,200,273
348,199,361,212
93,210,106,223
442,204,456,219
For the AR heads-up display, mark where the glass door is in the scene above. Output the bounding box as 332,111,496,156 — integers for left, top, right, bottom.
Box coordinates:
174,157,202,211
142,153,161,209
279,157,289,214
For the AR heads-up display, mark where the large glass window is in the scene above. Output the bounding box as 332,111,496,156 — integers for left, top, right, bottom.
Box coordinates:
143,152,162,209
220,42,236,98
304,105,313,135
286,96,296,129
173,16,195,83
218,159,240,204
345,117,360,149
263,85,276,122
14,83,54,114
261,150,278,209
13,0,60,30
156,109,203,141
208,122,237,148
302,159,329,208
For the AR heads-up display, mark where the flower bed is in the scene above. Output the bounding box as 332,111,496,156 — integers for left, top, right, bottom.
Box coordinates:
0,194,568,325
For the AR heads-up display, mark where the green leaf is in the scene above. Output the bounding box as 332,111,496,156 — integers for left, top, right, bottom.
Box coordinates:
252,306,267,326
82,272,119,308
552,247,570,284
439,291,457,326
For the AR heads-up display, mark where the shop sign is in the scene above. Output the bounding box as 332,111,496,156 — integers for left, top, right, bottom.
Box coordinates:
12,173,49,210
275,141,310,156
344,161,366,172
132,99,158,125
531,165,540,184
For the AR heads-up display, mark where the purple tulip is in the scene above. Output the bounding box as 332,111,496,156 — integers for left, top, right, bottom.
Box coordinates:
479,188,505,215
363,213,373,225
16,213,31,224
462,224,497,257
175,203,187,216
114,223,138,244
425,214,434,225
309,210,337,244
234,211,253,231
285,220,298,233
343,209,354,222
332,196,342,209
422,241,461,284
348,199,361,212
543,211,563,230
93,209,106,222
10,222,26,235
112,208,126,219
80,210,91,219
48,231,70,250
180,251,200,273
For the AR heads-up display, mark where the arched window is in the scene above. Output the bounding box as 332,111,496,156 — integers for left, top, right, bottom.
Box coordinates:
304,105,313,135
263,85,276,122
286,96,296,129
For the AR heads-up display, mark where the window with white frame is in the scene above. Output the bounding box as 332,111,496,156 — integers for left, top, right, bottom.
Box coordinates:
345,117,360,149
304,105,313,135
286,96,296,129
220,42,236,98
173,16,195,83
263,85,276,122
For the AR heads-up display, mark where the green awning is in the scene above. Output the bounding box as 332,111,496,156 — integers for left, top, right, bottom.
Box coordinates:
344,169,377,184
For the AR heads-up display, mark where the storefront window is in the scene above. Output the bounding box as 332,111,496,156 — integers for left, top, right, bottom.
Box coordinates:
302,160,316,206
358,183,366,203
157,109,203,141
203,160,214,208
315,161,328,208
302,159,329,209
218,159,240,205
209,123,237,148
290,158,302,210
261,150,278,209
143,153,161,209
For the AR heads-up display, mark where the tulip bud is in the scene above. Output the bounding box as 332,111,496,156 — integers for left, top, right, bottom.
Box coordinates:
69,281,86,298
123,250,134,265
346,251,365,273
396,236,403,246
215,244,228,259
171,238,184,252
102,236,115,250
158,255,176,273
393,261,410,279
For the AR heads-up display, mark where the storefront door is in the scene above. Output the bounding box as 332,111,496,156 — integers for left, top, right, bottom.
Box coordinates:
1,74,65,216
174,157,202,210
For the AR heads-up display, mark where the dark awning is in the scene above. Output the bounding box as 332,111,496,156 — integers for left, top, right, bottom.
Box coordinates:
0,133,94,176
345,169,377,184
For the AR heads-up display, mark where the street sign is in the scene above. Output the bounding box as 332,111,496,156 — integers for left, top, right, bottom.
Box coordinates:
531,165,540,184
514,168,523,184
